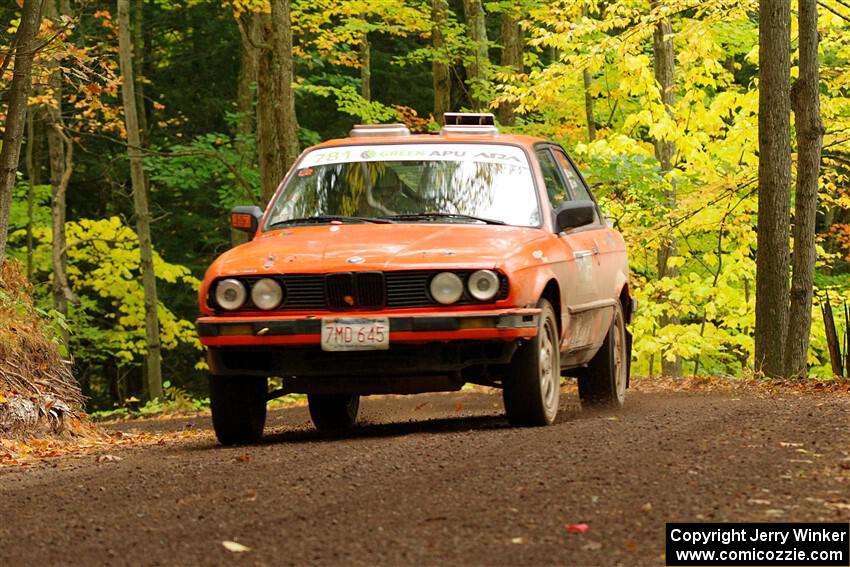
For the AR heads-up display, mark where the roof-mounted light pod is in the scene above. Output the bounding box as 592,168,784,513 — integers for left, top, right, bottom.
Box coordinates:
349,124,411,138
441,112,499,136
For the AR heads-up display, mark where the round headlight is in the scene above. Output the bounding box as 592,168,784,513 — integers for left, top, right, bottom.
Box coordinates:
430,272,464,305
251,278,283,310
215,279,247,311
468,270,500,301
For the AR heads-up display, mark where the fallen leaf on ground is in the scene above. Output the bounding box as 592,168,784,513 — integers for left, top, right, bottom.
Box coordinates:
222,541,250,553
96,454,122,463
510,537,526,545
631,375,850,396
641,502,653,512
2,426,209,468
567,523,590,534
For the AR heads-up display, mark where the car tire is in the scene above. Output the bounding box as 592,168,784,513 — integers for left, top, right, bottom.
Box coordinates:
503,298,560,426
578,302,627,409
209,375,268,445
308,394,360,431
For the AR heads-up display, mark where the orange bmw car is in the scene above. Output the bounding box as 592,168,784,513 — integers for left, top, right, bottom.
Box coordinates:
197,113,634,445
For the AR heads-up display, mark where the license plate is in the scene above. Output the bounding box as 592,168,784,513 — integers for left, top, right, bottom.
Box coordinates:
321,317,390,351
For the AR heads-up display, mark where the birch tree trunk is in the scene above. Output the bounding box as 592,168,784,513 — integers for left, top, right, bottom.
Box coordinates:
118,0,163,400
652,2,681,377
431,0,451,123
462,0,489,111
0,0,43,266
755,0,792,378
784,0,823,378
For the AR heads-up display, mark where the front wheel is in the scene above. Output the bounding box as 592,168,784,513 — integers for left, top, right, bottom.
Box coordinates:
209,376,268,445
308,394,360,431
503,298,561,426
578,302,627,408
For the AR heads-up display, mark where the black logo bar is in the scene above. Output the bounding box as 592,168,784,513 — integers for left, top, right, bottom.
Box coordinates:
666,523,849,566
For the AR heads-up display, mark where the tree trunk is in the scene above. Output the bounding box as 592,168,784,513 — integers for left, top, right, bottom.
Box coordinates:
44,0,77,344
582,69,596,141
497,10,522,125
255,12,282,202
581,4,596,141
755,0,792,378
784,0,823,378
47,115,75,345
0,0,43,266
26,111,35,280
118,0,163,401
132,0,148,147
233,13,259,246
431,0,451,123
462,0,489,111
652,3,681,377
360,29,371,102
235,15,258,151
271,0,299,171
256,0,300,203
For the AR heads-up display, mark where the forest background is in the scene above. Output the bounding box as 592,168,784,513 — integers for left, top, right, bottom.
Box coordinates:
1,0,849,412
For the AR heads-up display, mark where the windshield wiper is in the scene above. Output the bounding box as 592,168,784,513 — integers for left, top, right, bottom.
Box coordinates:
382,212,506,225
267,215,394,229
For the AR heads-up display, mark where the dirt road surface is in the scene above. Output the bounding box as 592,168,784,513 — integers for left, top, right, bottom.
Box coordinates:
1,387,849,566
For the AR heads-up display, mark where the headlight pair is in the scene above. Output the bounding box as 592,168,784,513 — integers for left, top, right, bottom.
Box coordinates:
215,278,283,311
429,270,500,305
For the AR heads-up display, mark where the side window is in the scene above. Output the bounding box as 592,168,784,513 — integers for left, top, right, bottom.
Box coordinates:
552,149,601,224
536,149,570,209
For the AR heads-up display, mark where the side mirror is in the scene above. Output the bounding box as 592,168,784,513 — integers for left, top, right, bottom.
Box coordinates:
231,205,263,234
555,200,596,233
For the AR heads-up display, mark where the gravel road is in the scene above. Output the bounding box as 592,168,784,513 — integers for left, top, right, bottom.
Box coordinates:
1,387,848,566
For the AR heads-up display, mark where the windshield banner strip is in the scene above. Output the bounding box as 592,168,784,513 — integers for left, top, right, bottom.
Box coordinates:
298,144,530,169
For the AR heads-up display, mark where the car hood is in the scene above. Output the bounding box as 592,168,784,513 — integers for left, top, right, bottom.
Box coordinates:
208,223,549,277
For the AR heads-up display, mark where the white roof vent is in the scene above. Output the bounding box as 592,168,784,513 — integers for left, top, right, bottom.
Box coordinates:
349,123,410,138
440,113,499,136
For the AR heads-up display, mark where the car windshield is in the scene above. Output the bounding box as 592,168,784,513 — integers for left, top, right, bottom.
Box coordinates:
263,143,540,229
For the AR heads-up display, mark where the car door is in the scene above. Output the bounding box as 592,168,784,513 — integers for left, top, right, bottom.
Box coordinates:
535,146,600,352
550,145,618,350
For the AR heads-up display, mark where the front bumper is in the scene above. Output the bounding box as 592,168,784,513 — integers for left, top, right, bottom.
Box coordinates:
196,308,540,347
